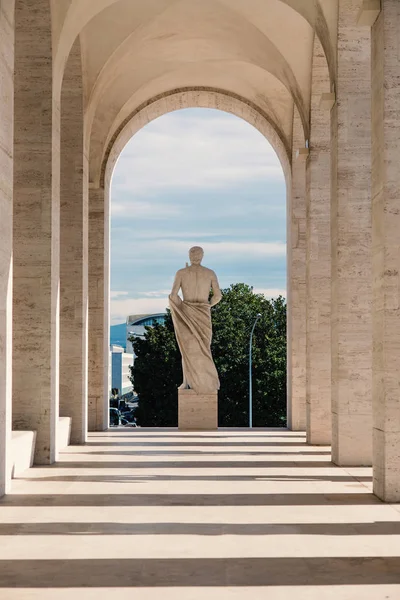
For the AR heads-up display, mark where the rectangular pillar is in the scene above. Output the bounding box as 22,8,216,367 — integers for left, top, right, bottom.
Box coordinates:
330,0,372,465
0,0,14,496
306,38,332,445
371,1,400,502
287,108,307,431
60,39,88,444
88,187,109,431
13,0,59,464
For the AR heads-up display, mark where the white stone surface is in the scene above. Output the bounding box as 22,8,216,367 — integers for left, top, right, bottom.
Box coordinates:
306,36,331,445
371,1,400,502
12,0,60,465
0,0,14,497
60,38,88,445
88,187,109,432
10,430,36,478
3,430,400,596
357,0,381,27
287,107,307,432
178,389,218,430
170,247,221,394
330,0,373,466
57,417,72,451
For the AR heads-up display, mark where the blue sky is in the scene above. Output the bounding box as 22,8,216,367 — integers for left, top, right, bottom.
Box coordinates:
110,108,286,324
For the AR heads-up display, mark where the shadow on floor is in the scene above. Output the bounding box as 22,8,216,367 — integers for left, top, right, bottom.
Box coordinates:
0,492,381,507
1,557,400,587
42,460,337,469
0,521,397,536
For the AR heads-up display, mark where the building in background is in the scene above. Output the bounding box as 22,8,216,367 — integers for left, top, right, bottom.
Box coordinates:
110,345,134,397
126,313,166,354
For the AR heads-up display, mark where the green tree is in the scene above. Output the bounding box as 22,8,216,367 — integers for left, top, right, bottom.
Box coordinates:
130,283,286,427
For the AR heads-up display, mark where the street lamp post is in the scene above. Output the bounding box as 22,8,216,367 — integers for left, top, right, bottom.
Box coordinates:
249,313,262,429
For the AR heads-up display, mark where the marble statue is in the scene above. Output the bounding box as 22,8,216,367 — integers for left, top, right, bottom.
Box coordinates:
169,246,222,394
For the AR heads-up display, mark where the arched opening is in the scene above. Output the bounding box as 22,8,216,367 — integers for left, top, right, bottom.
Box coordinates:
108,105,287,428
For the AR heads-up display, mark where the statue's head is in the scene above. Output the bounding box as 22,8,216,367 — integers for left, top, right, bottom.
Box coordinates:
189,246,204,265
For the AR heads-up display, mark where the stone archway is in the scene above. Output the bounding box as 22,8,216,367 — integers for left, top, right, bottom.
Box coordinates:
87,86,294,431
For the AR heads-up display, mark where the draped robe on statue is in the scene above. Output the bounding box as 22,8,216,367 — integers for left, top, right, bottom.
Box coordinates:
169,264,222,394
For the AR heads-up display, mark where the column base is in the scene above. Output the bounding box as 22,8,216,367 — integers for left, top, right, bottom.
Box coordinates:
178,389,218,431
332,412,372,466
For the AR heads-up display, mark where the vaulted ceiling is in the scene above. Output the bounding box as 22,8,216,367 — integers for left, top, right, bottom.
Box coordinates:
52,0,337,182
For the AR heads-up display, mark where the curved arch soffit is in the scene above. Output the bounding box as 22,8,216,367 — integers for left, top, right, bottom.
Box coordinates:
99,88,292,191
56,0,335,101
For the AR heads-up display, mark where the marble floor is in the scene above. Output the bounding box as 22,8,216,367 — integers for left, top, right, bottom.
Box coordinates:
1,429,400,599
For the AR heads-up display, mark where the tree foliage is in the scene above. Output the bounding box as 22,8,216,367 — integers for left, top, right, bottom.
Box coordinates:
130,283,286,427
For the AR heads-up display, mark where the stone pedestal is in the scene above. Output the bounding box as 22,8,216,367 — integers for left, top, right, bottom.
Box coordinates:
178,389,218,431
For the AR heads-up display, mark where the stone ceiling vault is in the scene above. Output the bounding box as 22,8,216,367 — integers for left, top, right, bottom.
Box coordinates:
53,0,336,184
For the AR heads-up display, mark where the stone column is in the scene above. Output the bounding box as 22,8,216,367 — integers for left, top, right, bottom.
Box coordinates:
0,0,14,496
60,39,88,445
13,0,60,464
286,107,307,431
305,37,332,445
88,186,110,431
371,1,400,502
330,0,372,465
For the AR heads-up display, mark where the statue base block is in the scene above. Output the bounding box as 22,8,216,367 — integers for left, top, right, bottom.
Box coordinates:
178,389,218,431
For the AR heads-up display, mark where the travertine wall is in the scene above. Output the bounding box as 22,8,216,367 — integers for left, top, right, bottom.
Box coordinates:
306,36,331,444
13,0,60,464
88,186,109,432
371,0,400,502
330,0,372,466
287,107,307,431
60,38,88,445
0,0,15,496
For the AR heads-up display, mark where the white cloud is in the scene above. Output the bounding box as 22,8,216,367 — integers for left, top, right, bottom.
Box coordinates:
115,240,286,262
164,240,286,258
110,290,129,299
254,288,287,298
111,296,169,324
111,199,182,218
142,290,171,297
111,109,284,204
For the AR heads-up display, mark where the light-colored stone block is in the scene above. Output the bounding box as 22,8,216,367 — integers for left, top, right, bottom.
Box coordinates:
357,0,381,27
306,36,332,446
58,417,72,451
178,389,218,430
331,0,373,467
60,37,88,445
319,92,335,110
11,431,36,477
88,187,110,432
371,1,400,502
0,0,14,497
13,0,59,465
332,412,372,466
296,148,309,161
286,107,307,432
